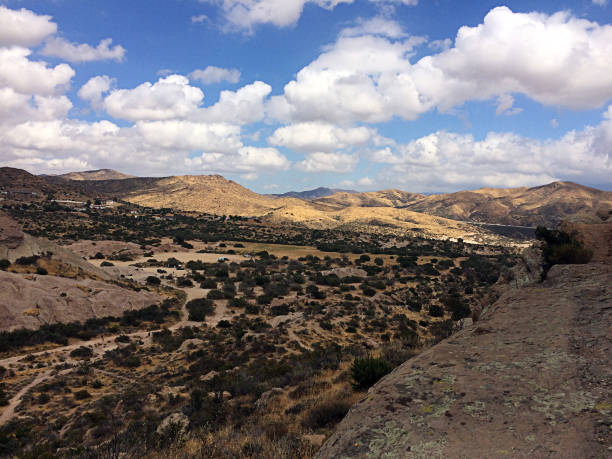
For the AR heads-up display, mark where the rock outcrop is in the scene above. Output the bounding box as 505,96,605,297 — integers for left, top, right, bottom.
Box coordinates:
0,270,162,331
318,263,612,458
0,210,24,250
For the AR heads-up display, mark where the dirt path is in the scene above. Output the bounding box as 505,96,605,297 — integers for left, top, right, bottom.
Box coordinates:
0,248,243,426
0,370,52,426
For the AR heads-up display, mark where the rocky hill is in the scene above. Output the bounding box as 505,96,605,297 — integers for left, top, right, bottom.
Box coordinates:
403,181,612,227
317,225,612,458
81,174,301,216
313,189,425,209
58,169,135,181
0,211,162,331
0,167,92,202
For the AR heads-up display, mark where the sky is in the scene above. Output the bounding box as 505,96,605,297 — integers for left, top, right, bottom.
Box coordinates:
0,0,611,193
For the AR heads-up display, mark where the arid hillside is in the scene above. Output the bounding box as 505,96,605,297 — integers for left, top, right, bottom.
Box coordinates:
403,181,612,227
59,169,135,181
4,168,609,237
313,189,425,210
81,174,302,216
0,167,92,202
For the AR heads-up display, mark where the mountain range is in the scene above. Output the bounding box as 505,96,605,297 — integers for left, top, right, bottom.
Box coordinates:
2,168,611,240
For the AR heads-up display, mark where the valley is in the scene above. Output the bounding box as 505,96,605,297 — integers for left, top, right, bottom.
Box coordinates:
0,167,610,457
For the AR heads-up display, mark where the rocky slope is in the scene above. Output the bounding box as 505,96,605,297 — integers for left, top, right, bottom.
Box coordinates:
318,261,612,457
0,212,163,331
0,270,161,331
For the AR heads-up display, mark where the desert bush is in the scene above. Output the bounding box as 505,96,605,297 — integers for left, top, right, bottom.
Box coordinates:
35,266,48,275
302,396,351,430
350,355,393,390
207,290,225,300
0,259,10,270
15,255,39,265
146,275,161,286
100,261,114,267
186,298,215,321
74,389,91,400
70,346,93,359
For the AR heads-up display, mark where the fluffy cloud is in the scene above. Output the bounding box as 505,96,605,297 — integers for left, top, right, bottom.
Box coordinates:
339,16,407,39
190,66,241,84
78,75,115,109
296,152,358,172
186,146,291,175
195,81,271,124
41,37,126,63
0,6,57,47
135,120,242,153
203,0,418,32
0,88,72,125
104,75,204,121
269,122,374,152
371,109,612,191
0,47,74,96
270,7,612,125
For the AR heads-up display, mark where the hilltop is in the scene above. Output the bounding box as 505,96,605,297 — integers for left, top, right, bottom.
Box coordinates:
58,169,135,181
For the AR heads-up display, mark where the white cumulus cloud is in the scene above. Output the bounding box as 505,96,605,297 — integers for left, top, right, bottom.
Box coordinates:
41,37,126,63
0,47,74,96
269,7,612,125
0,6,57,47
269,122,374,152
78,75,115,109
190,66,241,84
103,75,204,122
296,151,358,173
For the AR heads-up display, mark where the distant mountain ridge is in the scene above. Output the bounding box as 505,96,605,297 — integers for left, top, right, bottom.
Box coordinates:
271,187,357,200
2,167,610,238
59,169,135,181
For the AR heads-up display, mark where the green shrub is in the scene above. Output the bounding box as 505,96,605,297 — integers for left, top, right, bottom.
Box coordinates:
146,275,161,286
186,298,215,321
350,355,393,390
0,259,9,270
100,261,114,267
35,266,48,275
207,290,224,300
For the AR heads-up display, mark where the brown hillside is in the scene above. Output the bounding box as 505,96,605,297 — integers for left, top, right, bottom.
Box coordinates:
0,167,91,201
314,189,424,210
85,174,301,216
405,181,612,227
59,169,135,181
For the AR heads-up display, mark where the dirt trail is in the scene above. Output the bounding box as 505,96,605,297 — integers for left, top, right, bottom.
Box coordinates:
0,251,237,426
0,370,52,425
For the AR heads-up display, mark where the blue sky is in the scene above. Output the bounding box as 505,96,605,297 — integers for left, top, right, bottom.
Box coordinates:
0,0,611,192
